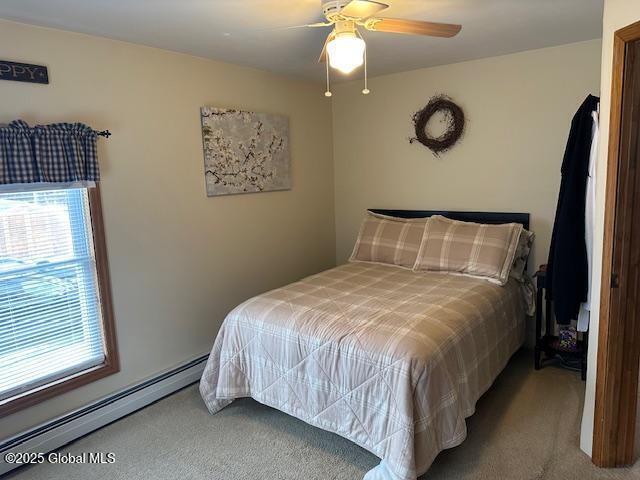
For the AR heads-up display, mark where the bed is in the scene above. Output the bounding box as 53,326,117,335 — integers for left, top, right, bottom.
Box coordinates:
200,210,530,480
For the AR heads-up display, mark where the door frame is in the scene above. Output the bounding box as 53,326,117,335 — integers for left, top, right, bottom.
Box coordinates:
593,19,640,467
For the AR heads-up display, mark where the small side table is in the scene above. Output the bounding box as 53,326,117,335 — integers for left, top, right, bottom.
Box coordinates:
534,264,588,380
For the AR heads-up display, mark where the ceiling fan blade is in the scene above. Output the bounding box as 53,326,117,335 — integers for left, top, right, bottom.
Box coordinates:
366,18,461,37
301,22,334,28
259,22,332,32
318,30,336,63
340,0,389,19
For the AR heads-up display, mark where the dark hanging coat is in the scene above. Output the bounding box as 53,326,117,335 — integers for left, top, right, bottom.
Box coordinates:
547,94,599,324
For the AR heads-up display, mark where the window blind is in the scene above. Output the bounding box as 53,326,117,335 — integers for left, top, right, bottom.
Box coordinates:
0,188,105,401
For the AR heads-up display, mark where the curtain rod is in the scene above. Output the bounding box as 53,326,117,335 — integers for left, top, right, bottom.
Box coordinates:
0,123,112,138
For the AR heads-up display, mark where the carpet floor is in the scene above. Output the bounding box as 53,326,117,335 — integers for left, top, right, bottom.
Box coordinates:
7,350,640,480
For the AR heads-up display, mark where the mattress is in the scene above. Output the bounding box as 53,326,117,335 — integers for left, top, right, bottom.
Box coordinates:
200,262,526,479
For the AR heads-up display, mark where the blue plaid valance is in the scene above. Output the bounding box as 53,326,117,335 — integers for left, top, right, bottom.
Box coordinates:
0,120,100,185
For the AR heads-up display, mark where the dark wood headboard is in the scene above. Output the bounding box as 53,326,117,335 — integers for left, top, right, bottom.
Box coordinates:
369,209,530,230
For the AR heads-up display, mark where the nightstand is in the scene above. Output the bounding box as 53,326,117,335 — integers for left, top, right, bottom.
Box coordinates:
534,264,588,380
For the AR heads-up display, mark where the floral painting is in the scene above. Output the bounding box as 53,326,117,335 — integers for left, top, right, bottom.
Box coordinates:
200,107,291,196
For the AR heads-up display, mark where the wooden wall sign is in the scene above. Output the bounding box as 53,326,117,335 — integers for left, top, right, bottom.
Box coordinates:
0,60,49,84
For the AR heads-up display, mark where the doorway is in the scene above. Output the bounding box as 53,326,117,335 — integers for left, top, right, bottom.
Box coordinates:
593,20,640,467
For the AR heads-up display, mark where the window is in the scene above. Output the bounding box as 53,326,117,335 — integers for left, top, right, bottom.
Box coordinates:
0,186,118,415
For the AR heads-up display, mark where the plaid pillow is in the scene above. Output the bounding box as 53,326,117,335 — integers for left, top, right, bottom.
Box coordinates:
413,215,522,285
349,212,428,269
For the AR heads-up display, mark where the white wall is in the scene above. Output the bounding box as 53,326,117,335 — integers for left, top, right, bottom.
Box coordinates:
0,20,336,438
333,40,601,277
580,0,640,458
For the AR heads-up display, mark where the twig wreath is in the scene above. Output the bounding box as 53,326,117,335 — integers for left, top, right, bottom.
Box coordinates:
409,95,465,155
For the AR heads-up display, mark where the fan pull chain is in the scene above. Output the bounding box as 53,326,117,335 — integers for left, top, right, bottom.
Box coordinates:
325,59,332,97
362,43,370,95
354,28,369,96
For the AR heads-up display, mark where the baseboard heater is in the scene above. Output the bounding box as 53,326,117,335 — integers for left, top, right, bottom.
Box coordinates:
0,354,209,475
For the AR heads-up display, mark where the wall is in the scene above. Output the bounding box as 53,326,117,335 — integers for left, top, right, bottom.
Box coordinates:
580,0,640,458
333,40,601,275
0,20,335,438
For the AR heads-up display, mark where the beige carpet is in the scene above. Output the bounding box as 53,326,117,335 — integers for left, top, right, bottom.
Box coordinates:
7,350,639,480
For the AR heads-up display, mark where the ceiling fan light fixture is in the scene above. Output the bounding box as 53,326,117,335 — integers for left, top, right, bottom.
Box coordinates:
327,31,365,74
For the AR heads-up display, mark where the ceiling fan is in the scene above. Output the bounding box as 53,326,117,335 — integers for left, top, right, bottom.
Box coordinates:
295,0,462,96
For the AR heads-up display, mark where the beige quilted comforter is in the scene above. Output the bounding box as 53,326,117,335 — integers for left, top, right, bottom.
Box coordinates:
200,262,525,479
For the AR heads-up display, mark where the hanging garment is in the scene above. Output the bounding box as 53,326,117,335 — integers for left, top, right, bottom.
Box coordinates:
577,108,599,332
547,94,600,325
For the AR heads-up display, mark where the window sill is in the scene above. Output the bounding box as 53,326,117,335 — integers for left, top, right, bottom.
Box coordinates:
0,359,119,417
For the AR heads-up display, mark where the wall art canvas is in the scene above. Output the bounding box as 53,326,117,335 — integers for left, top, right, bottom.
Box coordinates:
201,107,290,196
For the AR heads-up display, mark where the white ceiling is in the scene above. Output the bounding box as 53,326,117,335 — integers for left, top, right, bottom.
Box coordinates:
0,0,603,81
